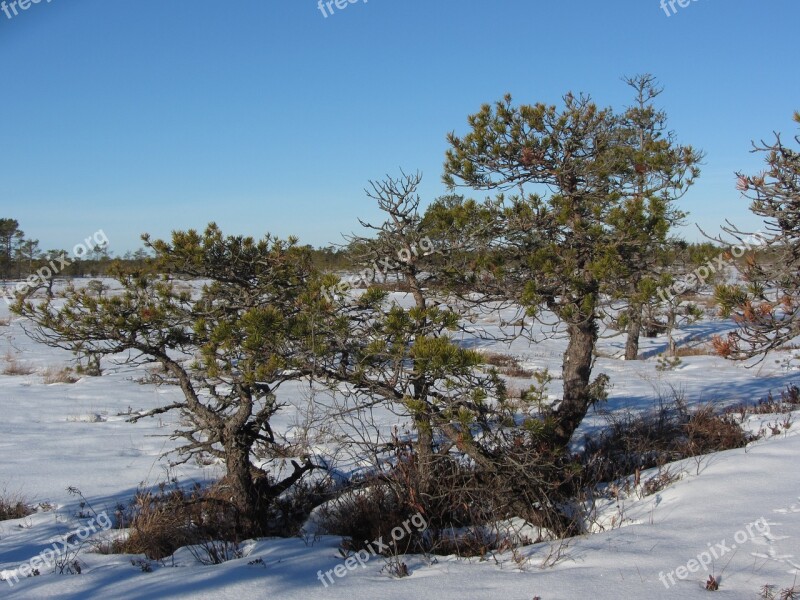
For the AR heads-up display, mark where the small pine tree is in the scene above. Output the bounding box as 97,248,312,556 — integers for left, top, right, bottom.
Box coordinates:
714,113,800,358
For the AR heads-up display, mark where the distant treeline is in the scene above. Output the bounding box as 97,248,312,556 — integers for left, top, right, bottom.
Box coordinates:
0,218,357,281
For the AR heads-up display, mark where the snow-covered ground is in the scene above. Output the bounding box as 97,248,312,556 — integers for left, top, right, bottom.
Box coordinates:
1,283,799,599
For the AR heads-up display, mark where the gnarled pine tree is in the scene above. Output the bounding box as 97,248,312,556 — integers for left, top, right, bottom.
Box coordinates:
439,82,699,445
15,224,324,533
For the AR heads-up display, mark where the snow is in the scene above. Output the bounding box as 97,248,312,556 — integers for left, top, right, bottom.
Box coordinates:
1,285,799,599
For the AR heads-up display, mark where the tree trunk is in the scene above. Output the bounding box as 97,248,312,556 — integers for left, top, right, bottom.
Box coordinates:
224,436,262,533
624,305,642,360
666,306,677,357
414,418,435,496
404,266,426,311
553,319,598,446
411,375,435,498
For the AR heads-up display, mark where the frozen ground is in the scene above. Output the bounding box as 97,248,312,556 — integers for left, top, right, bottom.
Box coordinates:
1,283,799,599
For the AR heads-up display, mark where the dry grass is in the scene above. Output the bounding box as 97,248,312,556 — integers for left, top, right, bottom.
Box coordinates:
108,476,328,560
111,482,238,560
41,366,79,384
480,352,534,378
684,405,752,455
760,583,800,599
503,364,535,378
725,384,800,418
368,280,411,293
2,353,35,376
672,344,714,357
322,436,578,558
137,363,179,386
641,467,682,496
480,351,518,368
681,293,717,310
0,491,34,521
582,397,755,486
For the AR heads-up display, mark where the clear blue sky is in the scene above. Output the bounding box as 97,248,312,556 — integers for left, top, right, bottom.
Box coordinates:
1,0,798,254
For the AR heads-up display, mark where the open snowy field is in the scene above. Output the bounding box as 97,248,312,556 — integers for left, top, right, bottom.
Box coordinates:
4,1,798,598
1,285,799,599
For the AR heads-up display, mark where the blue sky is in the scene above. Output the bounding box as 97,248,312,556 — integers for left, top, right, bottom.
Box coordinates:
1,0,798,254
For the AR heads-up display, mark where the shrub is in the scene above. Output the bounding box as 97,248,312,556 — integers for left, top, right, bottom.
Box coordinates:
480,352,535,378
685,405,752,455
319,483,421,555
112,482,240,560
110,476,331,560
582,396,755,486
2,353,35,376
655,355,682,371
0,491,33,521
320,439,579,558
41,366,79,384
672,344,713,357
726,384,800,418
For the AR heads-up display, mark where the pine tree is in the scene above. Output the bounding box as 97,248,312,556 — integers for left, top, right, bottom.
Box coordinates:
14,224,324,533
714,112,800,357
439,80,700,444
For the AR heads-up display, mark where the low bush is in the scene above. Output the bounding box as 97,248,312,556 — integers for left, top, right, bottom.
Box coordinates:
320,439,579,558
0,491,34,521
480,352,534,378
581,396,755,486
110,476,331,560
2,353,35,376
41,366,79,384
112,484,207,560
725,383,800,418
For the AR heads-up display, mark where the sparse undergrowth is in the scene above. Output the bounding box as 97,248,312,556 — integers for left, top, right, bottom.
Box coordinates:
66,380,799,577
106,482,240,561
581,394,756,490
760,583,800,600
0,491,34,521
320,438,579,560
726,383,800,418
672,344,715,358
480,351,535,378
41,366,79,384
106,477,331,562
2,352,35,376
